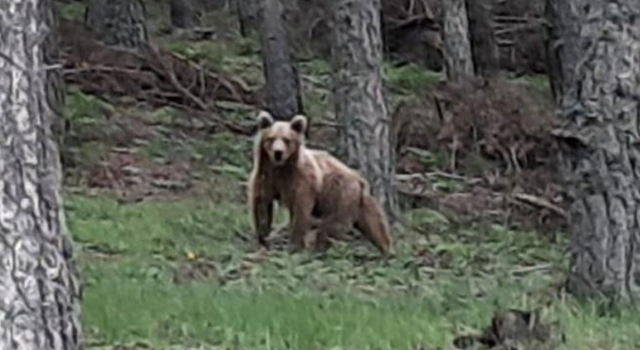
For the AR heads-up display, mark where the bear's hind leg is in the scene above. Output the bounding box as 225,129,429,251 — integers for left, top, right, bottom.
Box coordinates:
288,191,316,253
314,174,359,252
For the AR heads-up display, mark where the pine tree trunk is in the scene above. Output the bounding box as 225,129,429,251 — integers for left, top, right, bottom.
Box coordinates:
441,0,474,81
555,0,640,301
170,0,202,30
544,0,583,104
237,0,260,37
466,0,500,78
0,0,83,349
257,0,304,120
328,0,399,221
85,0,148,49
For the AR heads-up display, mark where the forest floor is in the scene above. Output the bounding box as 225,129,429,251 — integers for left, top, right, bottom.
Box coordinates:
57,2,640,350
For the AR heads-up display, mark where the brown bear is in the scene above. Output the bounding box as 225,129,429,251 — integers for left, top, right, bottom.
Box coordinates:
247,110,394,256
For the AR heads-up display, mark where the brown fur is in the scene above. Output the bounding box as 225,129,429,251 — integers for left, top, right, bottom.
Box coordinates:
248,111,393,256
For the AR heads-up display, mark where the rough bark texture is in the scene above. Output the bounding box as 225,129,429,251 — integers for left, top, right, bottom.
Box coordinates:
466,0,500,78
257,0,304,120
544,0,583,103
329,0,399,221
0,0,83,349
441,0,474,81
237,0,260,37
84,0,148,50
555,0,640,301
170,0,202,29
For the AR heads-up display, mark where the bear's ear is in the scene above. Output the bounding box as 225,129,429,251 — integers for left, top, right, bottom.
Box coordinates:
290,114,308,134
257,110,274,130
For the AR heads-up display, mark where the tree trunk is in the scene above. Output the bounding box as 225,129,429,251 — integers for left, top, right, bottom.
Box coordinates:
257,0,304,120
0,0,83,349
555,0,640,301
465,0,500,79
237,0,260,37
441,0,474,81
84,0,148,49
328,0,400,221
170,0,202,30
544,0,583,104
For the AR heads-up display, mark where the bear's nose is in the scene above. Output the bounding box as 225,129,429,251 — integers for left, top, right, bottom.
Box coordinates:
274,150,283,161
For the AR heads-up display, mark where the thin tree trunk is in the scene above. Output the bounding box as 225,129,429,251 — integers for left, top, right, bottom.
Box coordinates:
257,0,304,120
0,0,83,349
328,0,399,221
170,0,202,30
441,0,474,81
556,0,640,301
466,0,500,78
237,0,260,37
544,0,583,104
85,0,148,49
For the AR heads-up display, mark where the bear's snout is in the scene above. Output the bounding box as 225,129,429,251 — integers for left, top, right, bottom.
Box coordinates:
274,150,283,161
269,138,288,164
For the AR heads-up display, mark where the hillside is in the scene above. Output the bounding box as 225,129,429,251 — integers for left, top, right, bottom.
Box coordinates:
56,2,640,350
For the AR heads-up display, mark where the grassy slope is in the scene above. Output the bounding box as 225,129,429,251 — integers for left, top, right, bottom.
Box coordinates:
59,3,640,350
70,193,640,350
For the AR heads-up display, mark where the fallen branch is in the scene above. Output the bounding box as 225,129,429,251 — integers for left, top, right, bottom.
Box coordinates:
313,120,339,128
60,19,258,118
149,46,209,111
396,171,482,185
513,193,568,219
511,263,553,276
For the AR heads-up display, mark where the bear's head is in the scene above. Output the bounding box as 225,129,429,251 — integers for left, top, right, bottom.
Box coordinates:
256,110,307,166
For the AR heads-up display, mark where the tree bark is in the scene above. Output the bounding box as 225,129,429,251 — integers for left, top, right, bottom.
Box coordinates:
441,0,474,81
544,0,583,104
465,0,500,79
555,0,640,301
84,0,148,50
0,0,83,349
257,0,304,120
328,0,400,221
237,0,260,37
170,0,202,30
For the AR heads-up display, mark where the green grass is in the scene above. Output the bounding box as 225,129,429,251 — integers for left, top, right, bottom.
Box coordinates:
166,41,228,70
68,195,251,259
65,191,640,350
84,281,453,349
141,127,254,179
58,1,85,21
384,63,442,94
511,73,552,98
162,38,264,86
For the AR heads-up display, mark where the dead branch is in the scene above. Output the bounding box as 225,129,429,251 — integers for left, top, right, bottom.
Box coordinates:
148,46,209,111
512,193,567,219
510,263,553,276
313,120,339,128
396,171,481,185
59,18,259,129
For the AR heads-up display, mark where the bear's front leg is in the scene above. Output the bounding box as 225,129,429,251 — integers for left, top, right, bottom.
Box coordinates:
253,194,274,247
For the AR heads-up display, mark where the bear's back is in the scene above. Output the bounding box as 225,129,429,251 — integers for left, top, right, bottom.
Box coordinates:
307,149,363,181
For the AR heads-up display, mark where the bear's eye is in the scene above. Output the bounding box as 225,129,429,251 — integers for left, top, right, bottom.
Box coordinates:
282,138,291,145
